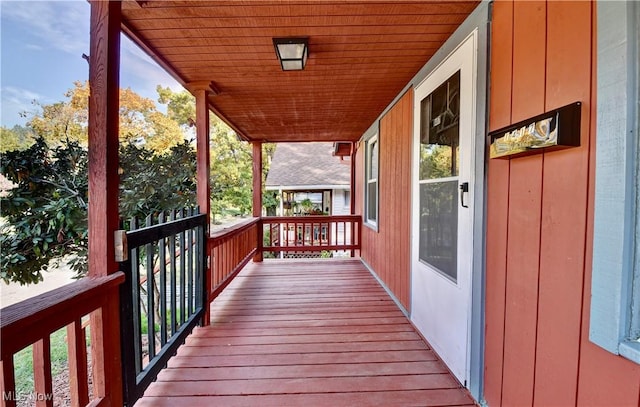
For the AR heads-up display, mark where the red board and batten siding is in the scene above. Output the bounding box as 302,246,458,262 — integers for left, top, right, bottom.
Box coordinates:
484,1,640,407
358,89,413,312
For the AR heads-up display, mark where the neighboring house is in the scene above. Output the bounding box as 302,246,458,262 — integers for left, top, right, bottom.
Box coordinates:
265,142,352,256
265,142,351,217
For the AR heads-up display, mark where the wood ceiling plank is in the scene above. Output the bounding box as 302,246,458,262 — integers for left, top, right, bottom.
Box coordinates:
123,2,478,19
156,41,441,55
147,33,451,48
127,14,468,30
130,24,461,40
164,49,436,62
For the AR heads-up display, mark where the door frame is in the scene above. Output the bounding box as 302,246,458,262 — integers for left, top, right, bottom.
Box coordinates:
410,30,477,386
408,8,488,399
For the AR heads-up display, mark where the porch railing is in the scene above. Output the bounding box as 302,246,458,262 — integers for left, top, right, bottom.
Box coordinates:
261,215,361,256
0,214,362,407
118,208,207,406
0,272,124,407
207,217,259,301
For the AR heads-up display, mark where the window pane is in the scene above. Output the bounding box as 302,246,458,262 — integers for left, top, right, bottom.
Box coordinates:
419,71,460,180
419,180,458,280
369,140,378,180
367,181,377,222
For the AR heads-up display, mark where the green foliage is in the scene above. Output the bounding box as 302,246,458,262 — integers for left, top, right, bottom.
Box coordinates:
155,87,258,218
419,144,458,179
0,125,35,152
0,135,197,284
157,85,196,128
210,125,253,217
119,141,197,221
1,137,88,284
263,191,279,216
320,250,333,258
1,83,264,285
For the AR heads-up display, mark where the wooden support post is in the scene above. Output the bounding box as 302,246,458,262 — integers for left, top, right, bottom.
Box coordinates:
252,142,263,262
350,142,357,257
87,2,123,405
193,86,212,324
194,88,211,225
88,0,121,278
350,142,356,214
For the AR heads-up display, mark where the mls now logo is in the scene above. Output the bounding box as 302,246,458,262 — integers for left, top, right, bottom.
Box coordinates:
3,392,54,402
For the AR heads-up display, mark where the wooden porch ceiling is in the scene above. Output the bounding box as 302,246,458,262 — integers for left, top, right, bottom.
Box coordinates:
121,1,480,142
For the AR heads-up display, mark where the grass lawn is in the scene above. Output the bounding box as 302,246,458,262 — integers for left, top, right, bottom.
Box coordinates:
13,328,70,396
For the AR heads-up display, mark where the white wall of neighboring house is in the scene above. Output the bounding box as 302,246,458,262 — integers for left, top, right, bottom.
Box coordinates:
331,188,351,216
331,188,351,252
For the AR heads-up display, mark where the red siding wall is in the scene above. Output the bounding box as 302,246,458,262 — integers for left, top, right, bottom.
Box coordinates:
358,89,413,311
484,1,640,406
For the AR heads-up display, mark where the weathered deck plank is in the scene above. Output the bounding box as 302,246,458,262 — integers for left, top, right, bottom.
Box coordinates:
136,259,475,406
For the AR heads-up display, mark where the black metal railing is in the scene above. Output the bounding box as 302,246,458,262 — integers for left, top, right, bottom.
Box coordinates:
118,208,207,406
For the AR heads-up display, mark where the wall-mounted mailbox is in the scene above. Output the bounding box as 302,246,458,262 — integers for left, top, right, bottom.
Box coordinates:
489,102,581,159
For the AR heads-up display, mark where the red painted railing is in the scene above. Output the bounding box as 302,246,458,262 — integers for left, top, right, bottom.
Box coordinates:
207,217,259,303
261,215,361,254
205,215,361,305
0,273,124,407
0,214,362,407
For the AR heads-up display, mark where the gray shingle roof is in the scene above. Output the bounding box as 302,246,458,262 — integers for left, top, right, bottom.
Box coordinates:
266,142,350,188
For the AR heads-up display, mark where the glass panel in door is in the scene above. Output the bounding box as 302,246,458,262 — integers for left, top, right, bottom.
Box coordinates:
418,70,460,281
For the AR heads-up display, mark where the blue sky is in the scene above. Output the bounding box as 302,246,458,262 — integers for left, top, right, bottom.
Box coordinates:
1,0,183,128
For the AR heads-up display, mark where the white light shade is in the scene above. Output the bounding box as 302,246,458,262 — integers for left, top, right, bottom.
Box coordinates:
273,38,308,71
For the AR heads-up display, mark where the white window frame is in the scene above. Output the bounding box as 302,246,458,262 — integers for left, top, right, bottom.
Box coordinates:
364,133,379,229
590,1,640,364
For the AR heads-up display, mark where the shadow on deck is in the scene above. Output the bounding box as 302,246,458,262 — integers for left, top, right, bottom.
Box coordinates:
135,259,476,406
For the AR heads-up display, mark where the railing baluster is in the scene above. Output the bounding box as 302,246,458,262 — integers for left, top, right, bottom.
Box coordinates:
169,210,177,336
145,214,156,360
67,319,89,407
196,223,203,310
33,336,53,407
179,209,186,325
223,238,228,280
313,222,317,245
187,208,194,316
158,212,168,345
213,245,219,287
130,217,142,373
1,358,17,407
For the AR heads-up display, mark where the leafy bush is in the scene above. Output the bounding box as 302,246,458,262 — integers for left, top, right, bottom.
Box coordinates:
0,136,197,284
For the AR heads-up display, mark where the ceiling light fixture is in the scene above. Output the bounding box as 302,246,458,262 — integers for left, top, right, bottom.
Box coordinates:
272,37,308,71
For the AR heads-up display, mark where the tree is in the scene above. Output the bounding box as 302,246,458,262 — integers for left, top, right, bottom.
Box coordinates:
1,82,269,284
0,135,197,285
157,85,196,128
1,137,88,284
27,81,185,152
0,125,35,152
156,87,263,220
119,141,196,221
0,83,197,285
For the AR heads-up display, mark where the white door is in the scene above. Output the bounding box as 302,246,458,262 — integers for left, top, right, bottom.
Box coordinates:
411,33,476,385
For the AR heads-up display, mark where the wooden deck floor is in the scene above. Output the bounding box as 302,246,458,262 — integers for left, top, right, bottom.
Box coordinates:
136,259,476,407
